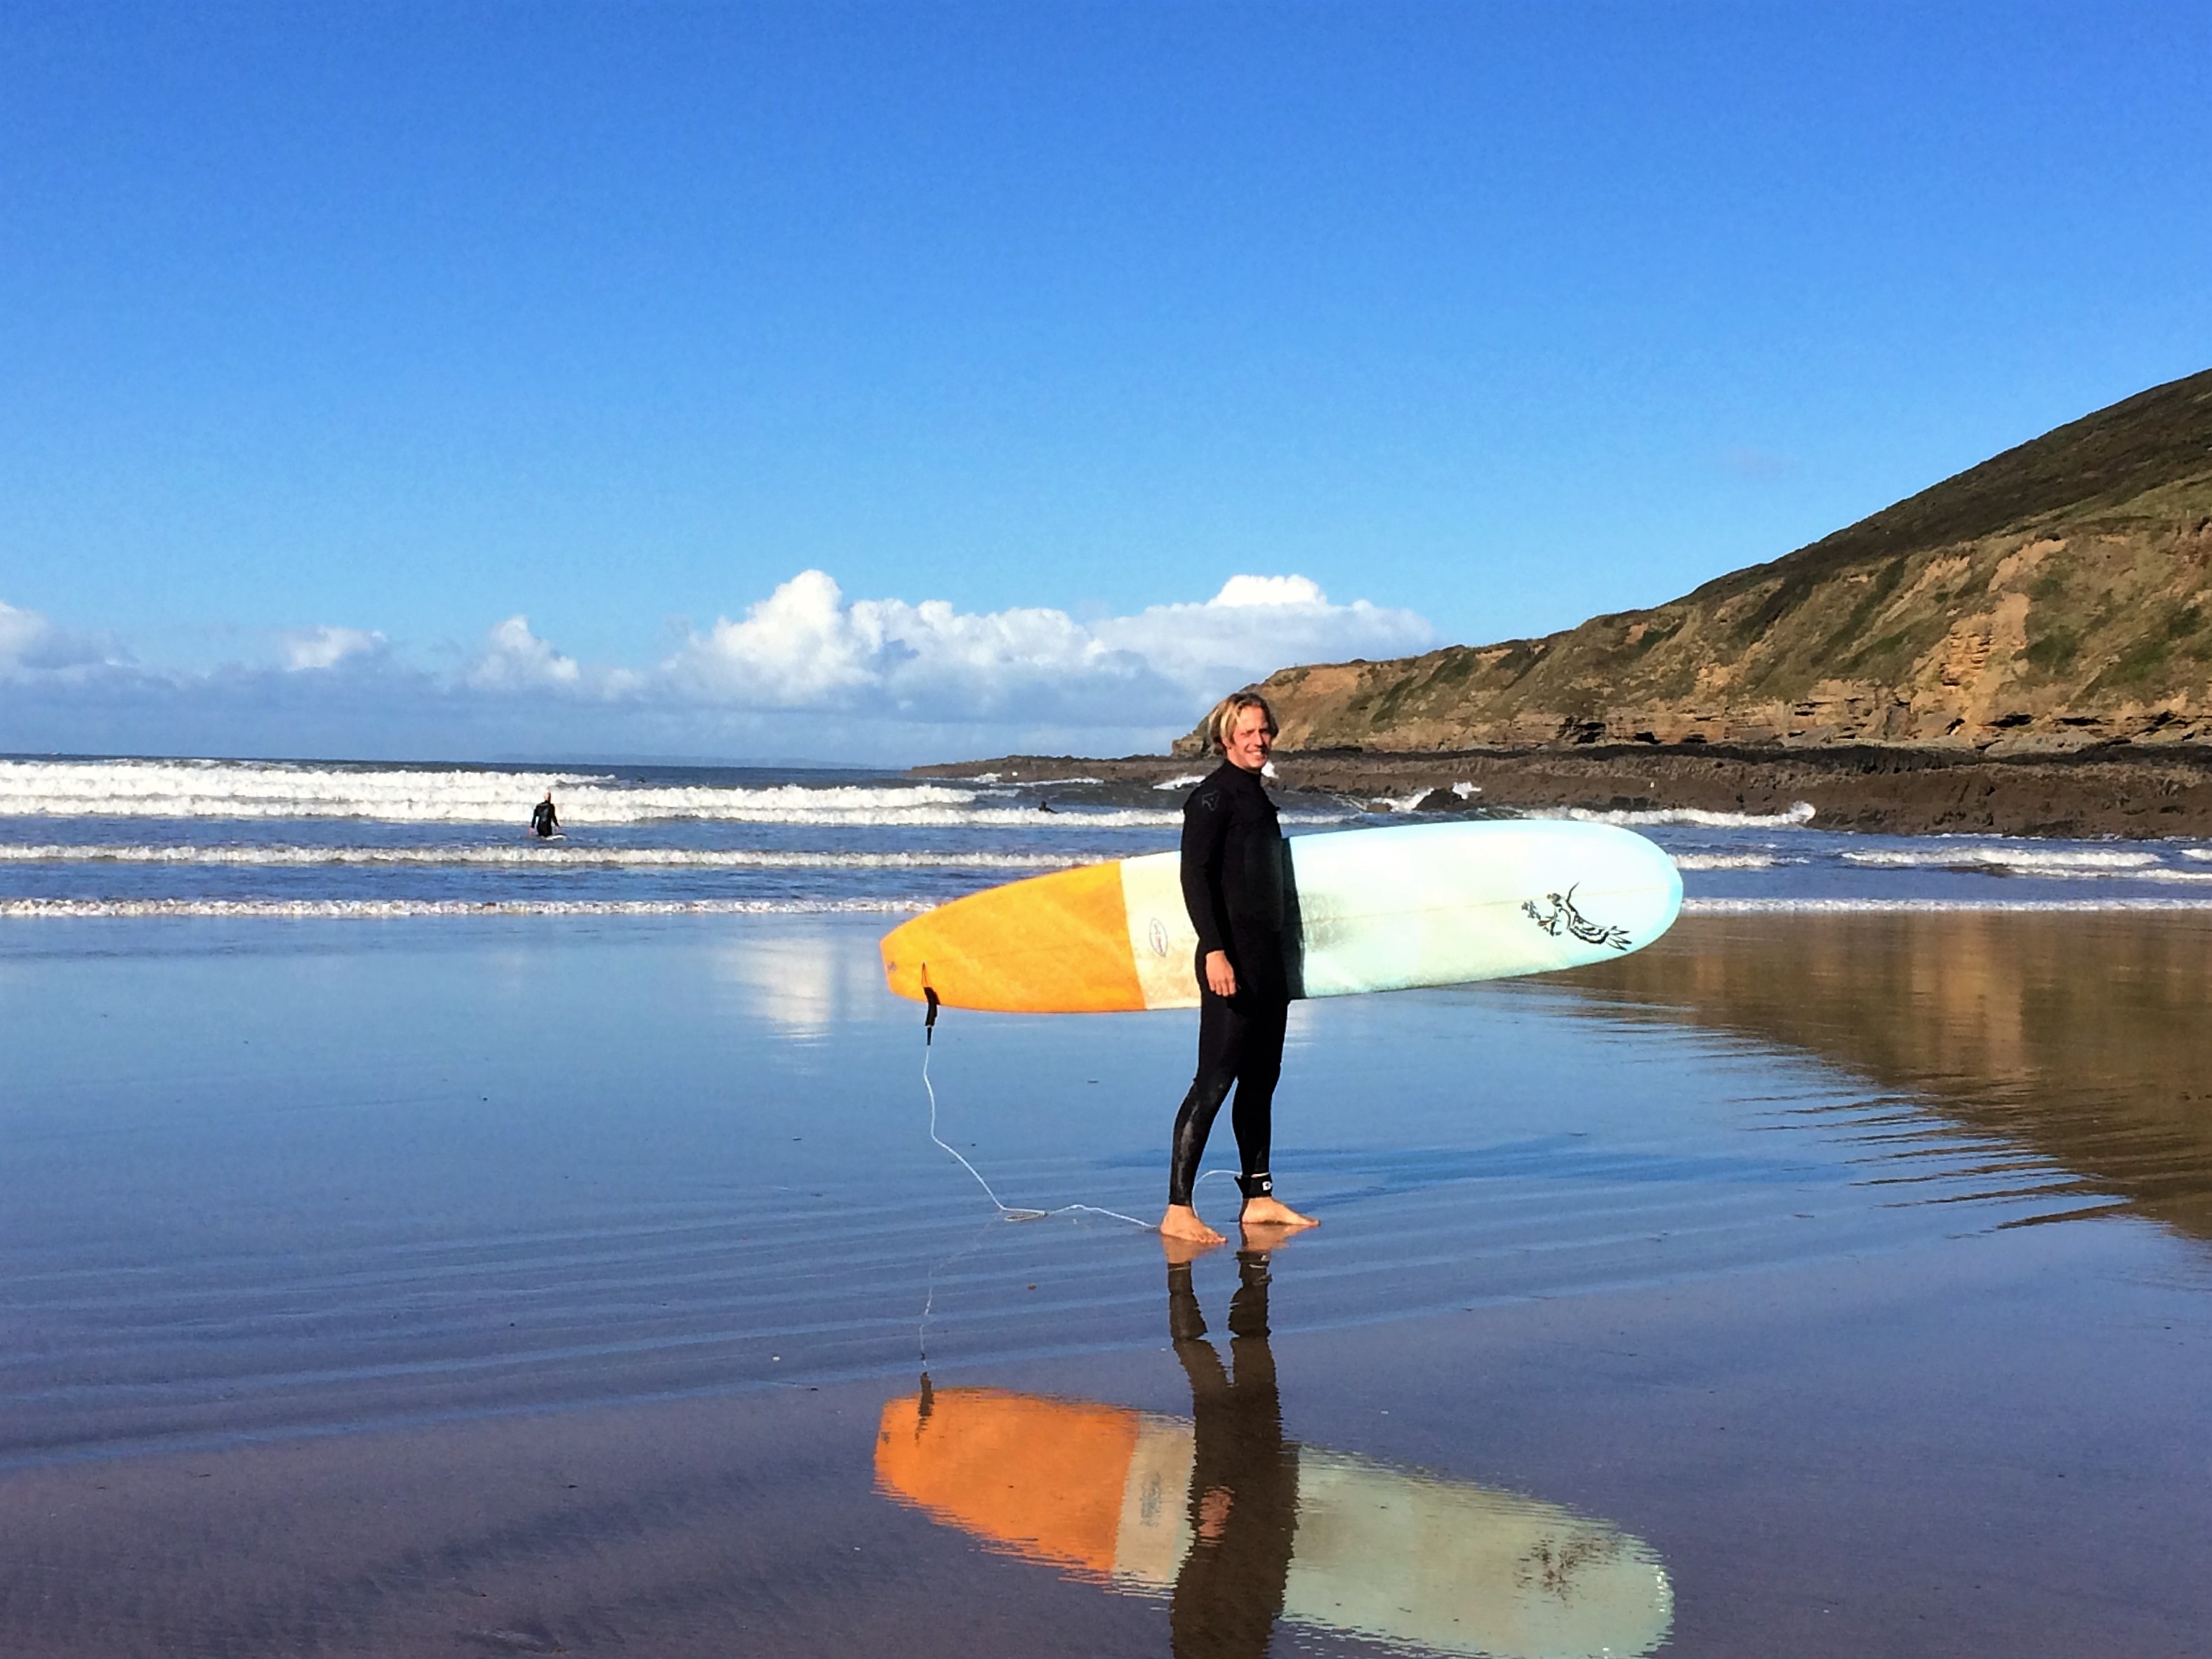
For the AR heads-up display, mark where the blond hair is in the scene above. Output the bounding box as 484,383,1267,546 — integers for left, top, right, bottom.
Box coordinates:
1206,690,1279,753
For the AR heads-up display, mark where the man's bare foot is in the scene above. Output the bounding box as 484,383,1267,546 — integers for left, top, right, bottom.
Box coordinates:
1160,1203,1226,1247
1238,1196,1318,1231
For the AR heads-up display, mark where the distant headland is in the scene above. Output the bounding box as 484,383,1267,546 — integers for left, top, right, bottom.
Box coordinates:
922,368,2212,837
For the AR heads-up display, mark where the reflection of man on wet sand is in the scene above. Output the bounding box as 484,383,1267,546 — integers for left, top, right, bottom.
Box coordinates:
1167,1248,1298,1659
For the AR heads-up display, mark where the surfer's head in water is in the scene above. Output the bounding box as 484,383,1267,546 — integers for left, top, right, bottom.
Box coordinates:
1207,692,1277,773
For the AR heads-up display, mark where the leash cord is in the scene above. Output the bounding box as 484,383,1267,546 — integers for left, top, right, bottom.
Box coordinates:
922,1040,1152,1228
920,981,1152,1228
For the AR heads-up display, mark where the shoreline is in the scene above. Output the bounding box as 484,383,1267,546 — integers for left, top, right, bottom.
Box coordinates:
913,743,2212,838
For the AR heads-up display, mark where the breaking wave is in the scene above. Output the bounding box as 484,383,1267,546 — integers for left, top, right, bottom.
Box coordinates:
0,760,970,824
1556,801,1817,830
1842,846,2163,871
0,897,933,920
22,894,2212,920
0,844,1076,871
1669,853,1784,871
0,760,1191,828
1683,897,2212,913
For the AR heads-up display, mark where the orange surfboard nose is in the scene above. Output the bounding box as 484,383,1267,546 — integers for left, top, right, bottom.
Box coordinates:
875,1389,1141,1578
880,861,1146,1013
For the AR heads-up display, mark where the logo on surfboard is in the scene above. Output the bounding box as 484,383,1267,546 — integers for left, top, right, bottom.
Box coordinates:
1148,918,1171,958
1522,886,1633,951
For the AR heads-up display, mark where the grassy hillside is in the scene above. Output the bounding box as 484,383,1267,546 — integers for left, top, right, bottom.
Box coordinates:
1207,368,2212,755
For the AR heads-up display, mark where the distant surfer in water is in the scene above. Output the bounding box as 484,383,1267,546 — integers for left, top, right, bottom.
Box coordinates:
1161,692,1318,1245
529,791,560,839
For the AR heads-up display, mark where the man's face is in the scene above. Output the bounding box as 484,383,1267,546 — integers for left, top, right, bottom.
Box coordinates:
1223,706,1273,772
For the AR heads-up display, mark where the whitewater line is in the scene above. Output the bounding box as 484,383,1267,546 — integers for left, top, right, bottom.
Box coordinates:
0,844,1080,871
1681,897,2212,913
0,898,934,920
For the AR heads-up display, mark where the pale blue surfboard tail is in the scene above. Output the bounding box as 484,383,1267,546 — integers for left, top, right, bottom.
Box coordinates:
1115,818,1683,1008
1289,819,1683,999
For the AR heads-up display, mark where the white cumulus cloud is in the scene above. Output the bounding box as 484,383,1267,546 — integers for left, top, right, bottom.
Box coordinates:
1210,574,1327,607
665,570,1433,727
668,570,1155,719
0,575,1438,762
467,615,582,690
0,600,119,678
281,626,386,672
1094,575,1433,699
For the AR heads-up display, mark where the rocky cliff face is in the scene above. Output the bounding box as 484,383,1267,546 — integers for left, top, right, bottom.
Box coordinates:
1186,368,2212,756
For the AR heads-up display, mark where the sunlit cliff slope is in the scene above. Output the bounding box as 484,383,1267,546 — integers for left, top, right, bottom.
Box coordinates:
1191,367,2212,755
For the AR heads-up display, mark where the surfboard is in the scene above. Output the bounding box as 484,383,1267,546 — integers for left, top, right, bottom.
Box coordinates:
875,1387,1673,1659
880,819,1682,1014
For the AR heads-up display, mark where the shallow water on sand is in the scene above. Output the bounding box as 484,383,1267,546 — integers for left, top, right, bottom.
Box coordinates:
1,913,2208,1655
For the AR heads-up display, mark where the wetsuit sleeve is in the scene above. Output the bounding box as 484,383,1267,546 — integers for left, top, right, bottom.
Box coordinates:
1181,786,1230,957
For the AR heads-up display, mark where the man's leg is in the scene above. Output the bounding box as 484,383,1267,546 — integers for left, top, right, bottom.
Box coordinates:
1229,1000,1315,1231
1163,989,1245,1242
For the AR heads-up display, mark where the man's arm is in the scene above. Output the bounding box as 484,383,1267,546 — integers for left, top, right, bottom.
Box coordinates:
1180,787,1236,997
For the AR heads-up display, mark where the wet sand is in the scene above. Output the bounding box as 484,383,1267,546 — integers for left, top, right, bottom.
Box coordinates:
2,914,2208,1655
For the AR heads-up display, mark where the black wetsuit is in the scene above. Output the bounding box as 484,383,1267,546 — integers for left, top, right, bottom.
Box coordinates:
530,800,558,838
1167,1252,1299,1658
1168,761,1298,1208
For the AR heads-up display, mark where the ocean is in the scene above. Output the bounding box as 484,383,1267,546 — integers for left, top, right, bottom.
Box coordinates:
6,753,2212,916
3,753,2209,1657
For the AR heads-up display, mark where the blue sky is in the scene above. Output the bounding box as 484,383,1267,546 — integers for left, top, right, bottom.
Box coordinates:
3,1,2207,762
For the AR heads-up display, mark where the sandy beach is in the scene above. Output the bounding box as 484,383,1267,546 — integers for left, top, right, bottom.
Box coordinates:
4,909,2208,1655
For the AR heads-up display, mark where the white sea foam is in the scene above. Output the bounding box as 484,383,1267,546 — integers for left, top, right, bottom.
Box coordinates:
1842,846,2162,871
1155,774,1207,791
0,760,1201,828
2181,849,2212,862
20,892,2212,919
0,844,1077,871
2080,866,2212,884
0,897,932,919
1555,801,1817,829
0,760,974,822
1670,853,1783,871
1682,897,2212,913
1358,782,1488,814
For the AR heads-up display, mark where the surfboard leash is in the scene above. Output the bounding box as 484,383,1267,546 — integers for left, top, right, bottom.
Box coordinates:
919,976,1149,1230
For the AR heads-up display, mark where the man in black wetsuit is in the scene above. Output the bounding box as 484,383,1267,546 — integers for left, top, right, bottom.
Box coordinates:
1160,692,1317,1245
529,791,559,839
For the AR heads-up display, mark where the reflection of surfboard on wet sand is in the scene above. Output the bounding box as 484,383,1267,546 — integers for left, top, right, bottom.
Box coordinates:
881,819,1683,1013
875,1387,1673,1658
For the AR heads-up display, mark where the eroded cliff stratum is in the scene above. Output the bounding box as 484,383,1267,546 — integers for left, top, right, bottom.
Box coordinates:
1193,367,2212,755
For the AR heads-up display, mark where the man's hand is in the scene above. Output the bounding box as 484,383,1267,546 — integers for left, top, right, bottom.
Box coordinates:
1204,949,1237,998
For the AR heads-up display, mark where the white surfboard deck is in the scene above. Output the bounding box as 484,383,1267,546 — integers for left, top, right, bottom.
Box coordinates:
1122,818,1682,1009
